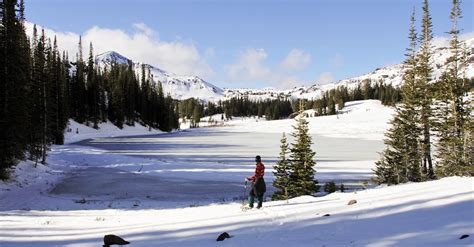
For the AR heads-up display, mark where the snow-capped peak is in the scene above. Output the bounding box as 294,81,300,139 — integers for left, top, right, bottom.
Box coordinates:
224,37,474,101
96,51,131,65
95,51,224,102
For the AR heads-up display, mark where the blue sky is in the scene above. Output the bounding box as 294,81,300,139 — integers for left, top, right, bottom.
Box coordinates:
25,0,473,89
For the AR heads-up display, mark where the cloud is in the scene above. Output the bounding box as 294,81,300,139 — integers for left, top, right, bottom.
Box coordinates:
316,72,334,85
225,48,272,83
280,49,311,71
431,31,474,48
133,23,156,37
24,22,214,79
330,53,344,68
225,48,312,88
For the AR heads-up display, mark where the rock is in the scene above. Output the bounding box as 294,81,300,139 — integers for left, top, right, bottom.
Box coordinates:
348,199,357,205
103,234,130,246
460,234,469,240
323,214,331,217
216,232,231,241
74,198,87,204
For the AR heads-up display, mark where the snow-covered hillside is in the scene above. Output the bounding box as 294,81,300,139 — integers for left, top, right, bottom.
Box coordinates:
200,100,394,141
224,37,474,101
96,51,224,101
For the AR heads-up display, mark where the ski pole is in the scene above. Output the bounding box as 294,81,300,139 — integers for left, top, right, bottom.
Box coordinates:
243,180,248,201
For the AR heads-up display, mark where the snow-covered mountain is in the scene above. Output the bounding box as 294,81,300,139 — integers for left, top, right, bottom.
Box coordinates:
96,38,473,102
224,37,474,101
95,51,224,101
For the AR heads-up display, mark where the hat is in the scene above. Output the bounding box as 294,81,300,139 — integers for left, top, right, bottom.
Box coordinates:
255,155,261,162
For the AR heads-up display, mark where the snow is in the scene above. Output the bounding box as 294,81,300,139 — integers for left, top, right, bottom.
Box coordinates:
1,163,472,246
95,51,224,102
219,100,394,141
223,37,474,102
65,120,164,144
0,100,472,247
95,37,473,103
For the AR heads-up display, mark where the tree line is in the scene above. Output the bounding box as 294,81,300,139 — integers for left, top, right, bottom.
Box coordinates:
178,81,403,127
177,97,294,128
306,82,401,116
374,0,473,185
0,0,178,178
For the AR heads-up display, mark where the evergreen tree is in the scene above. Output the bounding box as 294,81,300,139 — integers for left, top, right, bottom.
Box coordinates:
288,100,319,197
433,0,473,176
53,47,70,145
0,0,30,177
72,36,86,123
374,8,423,184
272,133,291,200
86,42,100,128
191,104,201,128
29,27,48,164
417,0,434,178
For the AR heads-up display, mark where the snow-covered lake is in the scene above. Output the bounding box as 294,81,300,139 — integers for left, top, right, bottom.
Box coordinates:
46,128,384,206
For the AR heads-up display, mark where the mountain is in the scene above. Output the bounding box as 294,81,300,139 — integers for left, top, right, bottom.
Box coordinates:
96,38,473,102
95,51,224,101
224,37,474,101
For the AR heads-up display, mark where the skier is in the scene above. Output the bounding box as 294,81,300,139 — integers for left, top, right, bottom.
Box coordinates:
246,155,266,209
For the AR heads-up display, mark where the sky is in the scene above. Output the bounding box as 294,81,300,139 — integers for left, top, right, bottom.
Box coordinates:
25,0,473,89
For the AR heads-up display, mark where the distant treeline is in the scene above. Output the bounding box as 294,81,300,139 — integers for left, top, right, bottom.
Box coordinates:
306,81,402,116
177,81,403,127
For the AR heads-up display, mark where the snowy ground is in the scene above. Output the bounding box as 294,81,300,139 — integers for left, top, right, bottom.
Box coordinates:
1,174,472,246
1,100,473,246
197,100,393,141
65,120,164,144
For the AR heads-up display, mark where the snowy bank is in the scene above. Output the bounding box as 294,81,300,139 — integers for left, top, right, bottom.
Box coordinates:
65,120,165,144
0,176,472,246
219,100,395,141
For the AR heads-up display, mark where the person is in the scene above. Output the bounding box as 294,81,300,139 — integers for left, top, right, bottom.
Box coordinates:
246,155,266,208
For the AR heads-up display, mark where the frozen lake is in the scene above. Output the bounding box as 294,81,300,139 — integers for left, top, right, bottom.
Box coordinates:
46,128,385,206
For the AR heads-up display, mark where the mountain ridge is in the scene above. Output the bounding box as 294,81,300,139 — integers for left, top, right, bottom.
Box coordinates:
96,37,474,102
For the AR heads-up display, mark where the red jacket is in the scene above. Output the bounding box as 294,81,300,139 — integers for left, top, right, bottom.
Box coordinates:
247,162,265,182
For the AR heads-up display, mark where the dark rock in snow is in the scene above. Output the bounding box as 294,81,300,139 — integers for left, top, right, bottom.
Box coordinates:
348,199,357,205
459,234,469,240
216,232,231,241
74,198,87,204
323,214,331,217
103,234,130,246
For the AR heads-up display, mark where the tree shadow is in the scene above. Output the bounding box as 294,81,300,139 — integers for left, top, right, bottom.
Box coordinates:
1,192,472,246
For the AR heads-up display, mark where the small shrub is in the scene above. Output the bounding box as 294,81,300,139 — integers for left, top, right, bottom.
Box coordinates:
323,181,337,194
0,169,10,180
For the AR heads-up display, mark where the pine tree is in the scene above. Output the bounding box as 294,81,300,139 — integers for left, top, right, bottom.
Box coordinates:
191,104,201,128
29,27,47,165
72,36,86,123
86,42,100,128
288,100,319,197
434,0,473,176
272,133,291,200
417,0,435,178
0,0,31,177
374,8,423,184
40,30,49,164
